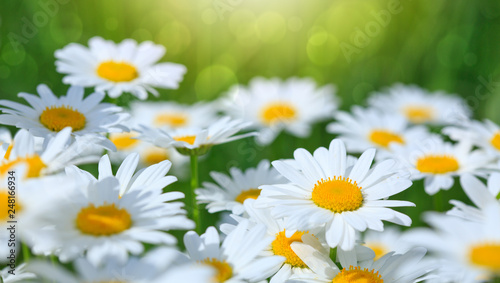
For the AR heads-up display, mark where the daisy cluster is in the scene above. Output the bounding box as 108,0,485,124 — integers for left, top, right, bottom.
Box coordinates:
0,36,498,283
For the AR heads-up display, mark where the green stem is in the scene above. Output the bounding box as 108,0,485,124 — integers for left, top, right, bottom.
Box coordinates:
433,191,443,212
21,242,30,262
329,247,337,263
50,255,57,266
190,154,201,234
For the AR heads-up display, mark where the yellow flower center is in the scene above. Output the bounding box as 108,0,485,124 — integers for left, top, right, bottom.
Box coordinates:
261,102,297,125
490,132,500,151
142,147,170,166
364,243,388,261
415,155,459,174
110,132,140,150
403,105,435,123
369,130,404,148
154,113,188,128
469,243,500,271
174,135,197,145
235,188,262,203
0,191,22,222
312,177,363,213
40,105,86,132
271,230,308,268
96,61,138,82
0,155,47,178
76,204,132,236
201,258,233,282
332,266,383,283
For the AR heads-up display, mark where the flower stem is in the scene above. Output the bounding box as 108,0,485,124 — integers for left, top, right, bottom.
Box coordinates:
329,247,337,263
190,154,201,234
21,242,30,262
433,191,443,212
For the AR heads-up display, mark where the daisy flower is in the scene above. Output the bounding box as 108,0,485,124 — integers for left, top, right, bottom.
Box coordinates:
183,221,285,283
137,116,256,156
196,160,286,215
131,100,219,130
55,36,187,99
289,234,433,283
367,83,470,125
222,77,338,145
0,128,100,180
392,134,492,195
443,119,500,160
406,204,500,282
27,248,213,283
360,227,412,260
447,173,500,223
0,84,128,148
108,131,188,174
327,106,429,158
1,263,36,283
25,175,194,266
257,139,414,251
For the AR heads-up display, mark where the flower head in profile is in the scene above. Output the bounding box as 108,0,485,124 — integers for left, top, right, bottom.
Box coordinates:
258,139,414,250
196,160,286,215
183,221,284,283
137,116,256,156
0,84,128,149
392,134,492,195
222,77,338,145
55,36,187,99
443,119,500,159
368,83,470,125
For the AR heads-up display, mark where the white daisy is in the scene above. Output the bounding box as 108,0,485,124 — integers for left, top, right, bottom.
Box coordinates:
25,176,194,266
406,204,500,282
327,106,429,158
222,77,338,145
196,160,287,215
257,139,414,251
26,247,213,283
183,221,285,283
392,134,492,195
108,131,189,175
367,83,470,125
55,36,187,99
131,100,219,130
0,128,100,180
447,173,500,223
360,227,412,261
0,84,128,148
0,263,36,283
137,116,256,156
289,235,433,283
443,119,500,160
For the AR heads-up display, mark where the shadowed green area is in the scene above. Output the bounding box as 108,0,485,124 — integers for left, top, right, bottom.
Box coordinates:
1,0,500,235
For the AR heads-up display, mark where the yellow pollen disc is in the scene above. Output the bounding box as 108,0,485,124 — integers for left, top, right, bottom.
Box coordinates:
469,243,500,271
201,258,233,282
415,155,459,174
490,132,500,151
312,177,363,213
154,113,188,128
261,102,297,125
364,243,388,261
40,105,86,132
76,204,132,236
369,130,404,148
403,105,434,123
96,61,138,82
235,188,262,203
0,191,22,222
174,135,197,145
142,147,170,166
0,155,47,178
110,132,140,150
271,230,308,268
332,266,383,283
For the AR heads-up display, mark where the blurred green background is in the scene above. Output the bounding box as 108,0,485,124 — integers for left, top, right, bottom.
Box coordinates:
1,0,500,230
